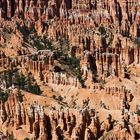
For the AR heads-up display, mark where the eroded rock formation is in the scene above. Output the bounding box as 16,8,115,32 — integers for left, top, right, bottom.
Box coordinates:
0,0,140,139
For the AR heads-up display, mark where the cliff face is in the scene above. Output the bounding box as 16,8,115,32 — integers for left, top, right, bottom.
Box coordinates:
1,0,140,27
1,1,140,86
0,0,140,140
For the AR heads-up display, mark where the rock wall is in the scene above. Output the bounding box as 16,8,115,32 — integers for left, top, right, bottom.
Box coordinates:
0,43,140,87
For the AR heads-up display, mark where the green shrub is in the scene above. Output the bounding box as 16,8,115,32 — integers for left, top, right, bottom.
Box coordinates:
0,90,8,102
24,138,30,140
99,26,106,35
